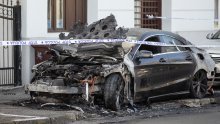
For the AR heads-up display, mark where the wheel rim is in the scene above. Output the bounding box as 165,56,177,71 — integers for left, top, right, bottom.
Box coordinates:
192,71,207,98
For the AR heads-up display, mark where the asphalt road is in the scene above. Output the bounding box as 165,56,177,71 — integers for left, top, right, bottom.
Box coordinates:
72,103,220,124
1,87,220,124
72,91,220,124
125,111,220,124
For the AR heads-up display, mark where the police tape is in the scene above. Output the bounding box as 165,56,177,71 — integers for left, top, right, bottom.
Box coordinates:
146,15,220,22
0,39,166,46
1,39,220,48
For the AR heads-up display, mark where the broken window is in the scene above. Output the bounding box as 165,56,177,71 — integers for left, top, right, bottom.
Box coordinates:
161,36,179,52
173,39,188,51
138,36,162,54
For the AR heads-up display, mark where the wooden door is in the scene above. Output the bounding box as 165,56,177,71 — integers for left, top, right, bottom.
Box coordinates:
65,0,87,30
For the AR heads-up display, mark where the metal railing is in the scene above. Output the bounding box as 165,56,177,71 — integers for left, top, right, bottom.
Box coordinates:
0,0,21,86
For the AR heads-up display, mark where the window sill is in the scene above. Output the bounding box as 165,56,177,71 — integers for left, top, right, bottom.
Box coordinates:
48,29,68,33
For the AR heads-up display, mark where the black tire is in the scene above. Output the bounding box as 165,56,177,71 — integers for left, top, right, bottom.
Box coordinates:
104,73,125,111
190,70,208,98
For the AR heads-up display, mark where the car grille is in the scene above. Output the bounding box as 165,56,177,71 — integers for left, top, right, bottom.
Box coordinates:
210,54,220,63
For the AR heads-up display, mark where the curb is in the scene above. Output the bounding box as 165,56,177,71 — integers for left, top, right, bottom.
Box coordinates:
214,97,220,104
178,97,220,108
0,111,84,124
0,86,24,92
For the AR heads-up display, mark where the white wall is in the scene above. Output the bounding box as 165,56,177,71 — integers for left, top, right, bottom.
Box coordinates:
20,0,134,39
218,0,220,29
87,0,98,24
97,0,134,28
162,0,172,31
171,0,215,31
21,0,59,40
20,0,49,85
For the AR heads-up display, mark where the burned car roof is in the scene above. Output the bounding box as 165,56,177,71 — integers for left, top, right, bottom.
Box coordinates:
127,28,192,45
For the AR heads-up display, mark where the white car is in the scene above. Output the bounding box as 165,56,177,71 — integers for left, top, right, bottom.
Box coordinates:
206,30,220,85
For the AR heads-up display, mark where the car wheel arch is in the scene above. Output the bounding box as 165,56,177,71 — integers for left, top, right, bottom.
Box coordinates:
104,73,125,110
194,69,207,75
104,71,134,104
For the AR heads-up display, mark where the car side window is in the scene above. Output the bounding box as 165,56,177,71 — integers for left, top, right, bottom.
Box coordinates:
173,39,188,51
138,36,162,54
161,36,178,52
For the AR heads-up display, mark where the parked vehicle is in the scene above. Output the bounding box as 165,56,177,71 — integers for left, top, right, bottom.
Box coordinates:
206,30,220,39
27,28,215,111
206,29,220,85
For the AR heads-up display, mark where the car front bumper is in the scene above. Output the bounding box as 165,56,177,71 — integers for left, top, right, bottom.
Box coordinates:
28,83,84,94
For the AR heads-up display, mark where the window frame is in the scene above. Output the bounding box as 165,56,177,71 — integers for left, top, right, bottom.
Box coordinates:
48,0,67,32
131,34,189,60
48,0,87,32
134,0,162,29
161,35,188,52
138,36,163,55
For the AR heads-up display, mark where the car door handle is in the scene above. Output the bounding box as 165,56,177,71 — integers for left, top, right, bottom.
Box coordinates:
159,58,166,63
185,56,193,61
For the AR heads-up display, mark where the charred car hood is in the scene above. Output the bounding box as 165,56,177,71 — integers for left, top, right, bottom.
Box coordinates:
32,42,125,71
49,42,124,57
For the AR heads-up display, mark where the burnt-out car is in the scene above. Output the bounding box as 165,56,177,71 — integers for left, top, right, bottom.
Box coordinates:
28,29,215,111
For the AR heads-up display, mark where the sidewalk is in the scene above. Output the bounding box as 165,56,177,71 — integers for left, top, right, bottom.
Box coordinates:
0,86,83,124
0,86,220,124
0,86,29,104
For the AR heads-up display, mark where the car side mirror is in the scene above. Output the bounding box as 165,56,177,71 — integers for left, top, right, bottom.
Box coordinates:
136,50,153,59
206,33,213,39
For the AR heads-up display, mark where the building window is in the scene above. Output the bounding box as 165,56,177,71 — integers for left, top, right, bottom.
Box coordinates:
135,0,162,29
48,0,87,32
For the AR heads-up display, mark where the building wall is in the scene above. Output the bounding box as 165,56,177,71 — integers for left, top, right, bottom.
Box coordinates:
162,0,172,31
97,0,134,28
171,0,215,31
218,0,220,29
19,0,219,38
20,0,134,40
21,0,55,39
87,0,98,24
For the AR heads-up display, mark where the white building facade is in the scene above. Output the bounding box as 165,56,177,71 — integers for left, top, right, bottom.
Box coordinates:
19,0,220,85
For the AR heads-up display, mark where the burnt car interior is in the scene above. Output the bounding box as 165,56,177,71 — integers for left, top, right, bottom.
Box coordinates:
138,35,181,55
138,36,162,54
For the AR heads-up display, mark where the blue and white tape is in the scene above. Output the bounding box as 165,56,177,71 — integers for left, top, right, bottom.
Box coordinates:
0,39,167,46
1,39,220,48
146,15,220,22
